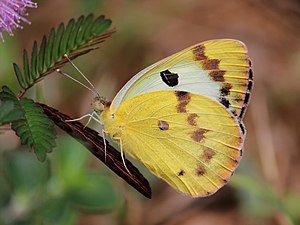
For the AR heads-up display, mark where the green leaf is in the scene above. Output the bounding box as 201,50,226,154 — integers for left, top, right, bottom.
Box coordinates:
0,85,18,101
23,49,31,85
0,86,57,161
94,17,112,35
68,15,84,50
11,98,56,161
13,14,114,97
84,15,94,40
91,15,105,33
38,36,47,74
0,100,24,125
53,23,65,62
76,14,93,44
31,41,38,79
13,63,27,89
61,18,75,55
45,28,56,68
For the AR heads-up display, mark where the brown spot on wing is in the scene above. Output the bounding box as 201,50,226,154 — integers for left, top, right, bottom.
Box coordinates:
202,148,216,163
158,120,169,130
193,45,207,60
175,91,191,113
209,70,225,82
202,59,220,70
187,113,198,126
191,128,207,142
220,83,232,96
178,170,185,176
177,102,187,113
196,165,206,176
175,91,190,101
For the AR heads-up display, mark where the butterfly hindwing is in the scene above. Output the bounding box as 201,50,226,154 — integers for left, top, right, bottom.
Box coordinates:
101,90,244,197
110,39,253,120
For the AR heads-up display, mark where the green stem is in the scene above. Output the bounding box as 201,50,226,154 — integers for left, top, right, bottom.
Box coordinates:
36,80,45,103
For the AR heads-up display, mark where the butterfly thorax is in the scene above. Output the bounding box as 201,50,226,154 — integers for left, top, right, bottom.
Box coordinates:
92,96,123,142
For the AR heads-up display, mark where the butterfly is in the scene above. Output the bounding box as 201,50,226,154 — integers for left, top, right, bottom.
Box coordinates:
92,39,253,197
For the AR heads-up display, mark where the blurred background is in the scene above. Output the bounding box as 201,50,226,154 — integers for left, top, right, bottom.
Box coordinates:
0,0,300,225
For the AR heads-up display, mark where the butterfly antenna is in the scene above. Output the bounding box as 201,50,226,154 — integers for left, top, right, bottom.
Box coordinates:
56,69,100,97
63,54,101,98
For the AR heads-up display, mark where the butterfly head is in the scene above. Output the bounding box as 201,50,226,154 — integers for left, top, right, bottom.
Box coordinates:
92,96,119,138
91,96,111,114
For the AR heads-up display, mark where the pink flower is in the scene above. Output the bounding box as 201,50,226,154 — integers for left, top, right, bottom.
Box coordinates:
0,0,37,41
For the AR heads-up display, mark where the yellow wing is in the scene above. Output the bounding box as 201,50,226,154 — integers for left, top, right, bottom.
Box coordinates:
111,39,253,120
102,90,244,197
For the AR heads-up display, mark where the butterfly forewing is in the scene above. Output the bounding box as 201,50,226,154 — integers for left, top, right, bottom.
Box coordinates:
110,39,253,120
103,90,244,197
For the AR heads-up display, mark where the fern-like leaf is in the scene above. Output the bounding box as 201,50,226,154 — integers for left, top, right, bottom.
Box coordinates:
0,86,56,161
0,100,24,126
15,14,114,97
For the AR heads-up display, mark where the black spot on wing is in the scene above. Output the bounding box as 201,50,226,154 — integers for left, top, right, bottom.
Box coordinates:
220,97,230,108
220,83,232,96
160,70,179,87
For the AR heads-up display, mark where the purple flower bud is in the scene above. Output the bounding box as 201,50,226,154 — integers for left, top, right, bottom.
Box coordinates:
0,0,37,41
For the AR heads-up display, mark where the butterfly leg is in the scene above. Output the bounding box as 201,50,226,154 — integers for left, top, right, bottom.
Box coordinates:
84,113,93,128
114,137,131,175
83,111,101,128
66,113,93,122
101,129,108,162
66,111,102,127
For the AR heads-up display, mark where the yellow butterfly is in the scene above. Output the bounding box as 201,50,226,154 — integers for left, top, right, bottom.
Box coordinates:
92,39,253,197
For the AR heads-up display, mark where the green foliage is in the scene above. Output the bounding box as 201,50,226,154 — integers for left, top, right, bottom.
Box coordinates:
0,86,56,161
0,100,24,126
3,14,114,161
231,173,300,224
13,14,113,96
0,137,123,225
54,138,121,212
